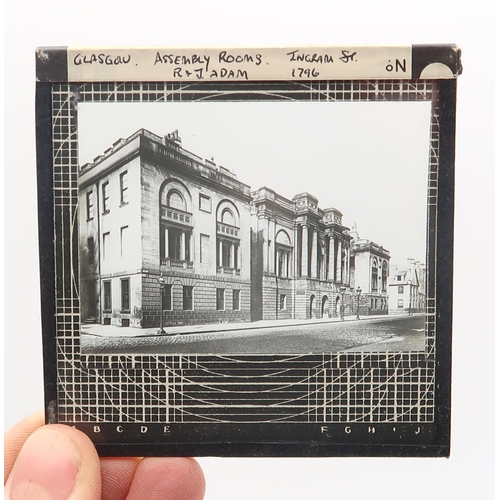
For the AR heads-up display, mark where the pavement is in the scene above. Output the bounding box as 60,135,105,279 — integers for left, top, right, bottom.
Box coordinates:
81,312,418,338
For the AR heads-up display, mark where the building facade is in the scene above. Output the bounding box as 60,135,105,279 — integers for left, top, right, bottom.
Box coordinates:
349,226,390,316
80,128,394,329
250,188,353,321
79,129,252,328
388,259,426,314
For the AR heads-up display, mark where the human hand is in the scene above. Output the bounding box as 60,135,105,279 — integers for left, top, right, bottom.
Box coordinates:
4,412,205,500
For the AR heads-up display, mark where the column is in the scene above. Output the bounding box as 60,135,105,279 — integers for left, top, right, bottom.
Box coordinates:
181,231,186,261
301,224,308,277
261,217,269,273
269,219,276,274
293,225,299,277
328,236,335,280
218,239,223,267
342,245,347,284
346,247,351,286
336,239,342,282
233,243,238,269
164,227,169,258
230,242,235,268
311,228,318,279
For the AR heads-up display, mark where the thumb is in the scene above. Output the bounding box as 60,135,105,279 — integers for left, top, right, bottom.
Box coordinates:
4,424,101,500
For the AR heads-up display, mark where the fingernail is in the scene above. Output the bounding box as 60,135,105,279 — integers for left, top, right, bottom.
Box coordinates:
8,427,81,500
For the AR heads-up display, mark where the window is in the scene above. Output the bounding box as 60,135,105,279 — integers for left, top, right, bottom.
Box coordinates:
87,237,95,264
199,194,212,213
120,171,128,204
371,259,378,292
398,285,404,294
397,299,404,308
233,289,240,310
86,191,94,220
103,281,111,311
120,226,128,257
222,241,232,268
168,190,186,211
216,288,225,310
163,284,172,311
280,294,286,311
102,232,110,260
221,208,235,225
169,228,182,260
121,278,130,312
277,248,291,277
396,275,402,282
183,286,193,310
216,202,240,272
102,182,110,213
382,261,388,291
200,234,210,263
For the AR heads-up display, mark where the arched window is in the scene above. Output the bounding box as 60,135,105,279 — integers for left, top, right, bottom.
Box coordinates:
216,201,241,272
221,208,235,226
159,181,193,266
275,230,292,278
167,190,186,211
371,258,379,292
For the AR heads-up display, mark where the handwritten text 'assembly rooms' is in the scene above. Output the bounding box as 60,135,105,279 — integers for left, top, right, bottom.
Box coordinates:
71,49,359,80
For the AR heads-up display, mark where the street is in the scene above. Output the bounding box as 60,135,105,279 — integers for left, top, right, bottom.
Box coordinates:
80,314,425,355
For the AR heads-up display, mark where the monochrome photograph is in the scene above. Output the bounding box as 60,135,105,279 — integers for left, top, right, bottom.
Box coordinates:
77,100,431,355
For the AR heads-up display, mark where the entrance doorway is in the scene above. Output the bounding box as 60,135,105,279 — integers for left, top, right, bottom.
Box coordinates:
309,295,316,319
321,295,329,318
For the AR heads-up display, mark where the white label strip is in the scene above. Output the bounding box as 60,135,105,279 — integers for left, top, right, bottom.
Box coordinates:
67,46,413,82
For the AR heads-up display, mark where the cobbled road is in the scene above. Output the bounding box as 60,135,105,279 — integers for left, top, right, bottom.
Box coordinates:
81,314,425,355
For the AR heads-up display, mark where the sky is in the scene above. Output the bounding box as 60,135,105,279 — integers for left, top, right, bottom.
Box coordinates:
78,100,431,266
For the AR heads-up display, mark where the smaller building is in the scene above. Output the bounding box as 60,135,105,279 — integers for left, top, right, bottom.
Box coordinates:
388,258,426,314
349,225,390,316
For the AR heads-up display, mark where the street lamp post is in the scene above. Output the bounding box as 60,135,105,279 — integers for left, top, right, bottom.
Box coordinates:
356,286,362,320
157,274,166,335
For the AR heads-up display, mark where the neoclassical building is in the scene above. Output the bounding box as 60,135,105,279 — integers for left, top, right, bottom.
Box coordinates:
79,129,252,328
250,188,353,321
349,226,390,316
79,128,391,329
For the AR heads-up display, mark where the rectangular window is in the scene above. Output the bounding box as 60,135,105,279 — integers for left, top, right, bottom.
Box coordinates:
397,299,404,308
102,181,110,213
183,286,193,310
216,288,225,310
102,232,110,260
200,234,210,263
398,285,404,294
120,171,129,204
169,229,182,260
396,275,402,281
121,278,130,312
86,191,94,220
280,294,286,311
103,281,111,311
120,226,128,257
164,284,172,311
199,194,212,213
87,237,95,264
222,242,231,268
232,289,240,310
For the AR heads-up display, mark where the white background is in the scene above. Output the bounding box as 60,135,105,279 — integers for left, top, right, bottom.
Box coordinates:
4,1,496,498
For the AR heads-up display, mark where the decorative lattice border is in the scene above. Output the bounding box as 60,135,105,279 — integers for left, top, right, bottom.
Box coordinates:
51,80,439,429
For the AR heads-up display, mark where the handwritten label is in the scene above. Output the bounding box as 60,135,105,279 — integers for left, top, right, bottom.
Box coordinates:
67,46,413,82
